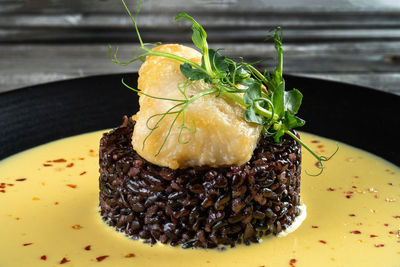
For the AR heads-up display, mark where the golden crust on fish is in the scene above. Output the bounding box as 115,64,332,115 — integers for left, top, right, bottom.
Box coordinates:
132,44,261,169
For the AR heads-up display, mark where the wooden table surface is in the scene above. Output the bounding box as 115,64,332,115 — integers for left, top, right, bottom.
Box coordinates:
1,0,400,95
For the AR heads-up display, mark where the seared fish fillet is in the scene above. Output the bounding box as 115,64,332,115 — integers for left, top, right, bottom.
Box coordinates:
132,44,261,169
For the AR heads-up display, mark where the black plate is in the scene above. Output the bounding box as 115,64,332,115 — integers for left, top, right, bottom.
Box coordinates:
0,73,399,166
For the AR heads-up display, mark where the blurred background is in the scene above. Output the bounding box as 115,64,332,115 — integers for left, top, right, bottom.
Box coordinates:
0,0,399,95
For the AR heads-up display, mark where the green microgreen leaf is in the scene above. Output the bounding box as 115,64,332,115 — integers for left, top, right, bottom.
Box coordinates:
180,63,209,81
284,89,303,114
234,68,251,82
174,13,207,53
207,49,229,73
174,13,214,76
242,79,262,105
284,112,305,129
244,105,263,125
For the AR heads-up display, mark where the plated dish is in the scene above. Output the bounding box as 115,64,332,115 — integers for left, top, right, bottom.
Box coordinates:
1,1,400,265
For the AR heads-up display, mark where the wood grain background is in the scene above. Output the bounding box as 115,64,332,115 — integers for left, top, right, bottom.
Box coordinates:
1,0,400,95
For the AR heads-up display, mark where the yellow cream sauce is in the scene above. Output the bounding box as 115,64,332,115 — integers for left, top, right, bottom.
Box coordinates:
0,131,399,267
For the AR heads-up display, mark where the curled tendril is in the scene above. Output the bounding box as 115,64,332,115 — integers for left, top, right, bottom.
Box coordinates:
305,144,339,176
108,45,147,66
282,130,339,175
254,98,275,118
177,111,197,145
142,104,183,151
253,98,276,135
122,79,185,103
145,105,183,131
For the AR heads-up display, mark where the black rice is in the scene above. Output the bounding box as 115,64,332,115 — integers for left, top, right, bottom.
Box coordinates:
99,116,301,248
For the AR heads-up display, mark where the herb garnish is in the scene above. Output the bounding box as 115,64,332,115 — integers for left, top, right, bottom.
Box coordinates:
110,0,337,175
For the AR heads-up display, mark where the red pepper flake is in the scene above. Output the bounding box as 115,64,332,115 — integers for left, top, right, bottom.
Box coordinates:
319,240,327,244
16,178,26,181
79,171,87,176
311,225,319,228
311,140,320,143
289,258,297,266
78,157,85,160
66,184,77,189
374,244,384,248
315,162,322,168
23,243,33,246
349,214,356,217
388,183,393,186
0,189,5,193
0,184,5,188
351,185,357,189
7,183,14,186
72,224,83,230
350,230,361,234
374,194,379,199
66,163,74,168
389,231,396,234
354,175,359,178
84,245,91,251
327,187,335,191
53,158,67,163
125,253,135,258
96,255,109,262
60,257,70,264
393,216,400,219
346,195,352,199
370,234,378,238
54,201,59,205
43,163,53,167
384,223,389,227
40,255,47,260
345,191,353,194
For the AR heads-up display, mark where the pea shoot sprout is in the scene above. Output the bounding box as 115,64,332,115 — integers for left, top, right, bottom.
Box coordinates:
109,0,338,175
